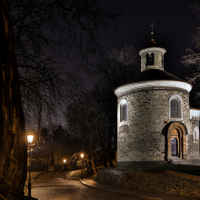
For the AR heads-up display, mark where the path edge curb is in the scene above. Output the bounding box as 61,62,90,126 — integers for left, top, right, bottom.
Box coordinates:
78,179,162,200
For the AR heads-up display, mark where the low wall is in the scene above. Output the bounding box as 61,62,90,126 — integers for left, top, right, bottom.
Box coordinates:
93,169,200,198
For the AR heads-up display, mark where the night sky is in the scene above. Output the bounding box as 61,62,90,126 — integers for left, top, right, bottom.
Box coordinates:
57,0,200,126
100,0,199,79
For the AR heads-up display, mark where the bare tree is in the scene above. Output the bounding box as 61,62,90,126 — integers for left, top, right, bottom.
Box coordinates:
91,44,140,158
8,0,123,128
0,0,122,197
93,44,140,88
65,45,140,170
182,4,200,108
65,91,100,172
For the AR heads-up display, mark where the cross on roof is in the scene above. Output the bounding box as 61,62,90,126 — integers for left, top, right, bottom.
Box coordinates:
150,22,155,39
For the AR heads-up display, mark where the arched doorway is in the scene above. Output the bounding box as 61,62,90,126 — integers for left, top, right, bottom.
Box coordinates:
171,138,177,156
166,122,187,161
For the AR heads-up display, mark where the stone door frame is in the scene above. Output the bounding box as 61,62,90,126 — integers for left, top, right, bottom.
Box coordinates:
166,121,187,161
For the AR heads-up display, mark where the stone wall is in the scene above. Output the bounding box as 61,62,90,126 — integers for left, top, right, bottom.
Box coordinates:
117,87,190,162
186,117,200,159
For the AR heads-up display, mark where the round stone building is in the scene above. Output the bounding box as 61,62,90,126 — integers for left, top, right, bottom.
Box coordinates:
114,36,200,166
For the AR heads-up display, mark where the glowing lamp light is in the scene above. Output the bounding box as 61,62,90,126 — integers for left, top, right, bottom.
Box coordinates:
27,134,34,144
81,153,84,180
27,132,34,198
63,159,66,163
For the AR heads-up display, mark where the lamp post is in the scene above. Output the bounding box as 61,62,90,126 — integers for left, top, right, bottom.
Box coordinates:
27,133,34,199
63,159,66,178
80,153,84,180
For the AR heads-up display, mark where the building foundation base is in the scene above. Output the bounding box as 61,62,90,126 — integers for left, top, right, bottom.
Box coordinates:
116,161,167,168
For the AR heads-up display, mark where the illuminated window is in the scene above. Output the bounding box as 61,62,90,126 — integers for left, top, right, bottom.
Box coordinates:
120,99,128,122
193,127,199,142
169,95,182,118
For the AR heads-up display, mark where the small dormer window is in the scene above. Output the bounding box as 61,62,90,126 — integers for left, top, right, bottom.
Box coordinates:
146,53,154,66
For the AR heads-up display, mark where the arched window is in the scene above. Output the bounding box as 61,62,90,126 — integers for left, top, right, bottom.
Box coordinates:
193,127,199,142
120,99,128,122
169,95,182,118
171,100,178,116
146,53,154,66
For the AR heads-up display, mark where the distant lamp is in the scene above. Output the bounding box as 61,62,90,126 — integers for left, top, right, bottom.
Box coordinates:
27,133,34,199
27,134,34,144
81,153,84,180
63,159,67,178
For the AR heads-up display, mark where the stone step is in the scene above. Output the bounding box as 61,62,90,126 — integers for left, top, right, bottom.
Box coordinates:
171,156,189,165
169,156,200,165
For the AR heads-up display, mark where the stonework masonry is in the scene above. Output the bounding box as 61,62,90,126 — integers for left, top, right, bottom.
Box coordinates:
117,87,191,162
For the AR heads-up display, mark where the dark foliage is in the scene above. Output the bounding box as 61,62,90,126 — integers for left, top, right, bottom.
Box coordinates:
65,45,140,169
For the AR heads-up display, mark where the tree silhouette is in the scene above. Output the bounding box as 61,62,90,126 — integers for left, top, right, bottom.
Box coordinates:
182,4,200,108
65,45,140,169
8,0,123,128
0,0,27,198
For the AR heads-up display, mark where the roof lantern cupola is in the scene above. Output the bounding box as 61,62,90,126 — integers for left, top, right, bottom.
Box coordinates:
139,23,166,72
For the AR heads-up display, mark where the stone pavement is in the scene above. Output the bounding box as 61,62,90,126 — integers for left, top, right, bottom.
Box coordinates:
79,178,197,200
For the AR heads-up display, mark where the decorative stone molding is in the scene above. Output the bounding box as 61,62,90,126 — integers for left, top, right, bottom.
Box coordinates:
114,80,192,97
190,108,200,119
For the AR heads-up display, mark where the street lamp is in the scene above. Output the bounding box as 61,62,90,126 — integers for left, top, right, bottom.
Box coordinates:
63,159,66,179
81,153,84,180
27,133,34,199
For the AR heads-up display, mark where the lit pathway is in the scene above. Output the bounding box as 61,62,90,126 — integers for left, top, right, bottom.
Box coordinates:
31,176,140,200
30,171,196,200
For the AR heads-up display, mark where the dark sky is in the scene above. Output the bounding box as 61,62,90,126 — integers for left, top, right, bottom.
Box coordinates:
100,0,199,79
57,0,200,126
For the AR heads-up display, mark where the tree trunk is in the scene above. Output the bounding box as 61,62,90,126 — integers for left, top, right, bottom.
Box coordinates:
91,153,97,174
106,149,114,167
103,151,107,167
0,0,27,198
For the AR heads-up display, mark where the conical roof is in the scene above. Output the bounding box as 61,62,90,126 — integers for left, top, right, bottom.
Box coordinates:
126,69,188,84
146,39,158,48
114,69,192,97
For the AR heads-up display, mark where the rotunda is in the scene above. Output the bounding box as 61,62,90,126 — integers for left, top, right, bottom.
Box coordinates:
114,31,200,167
